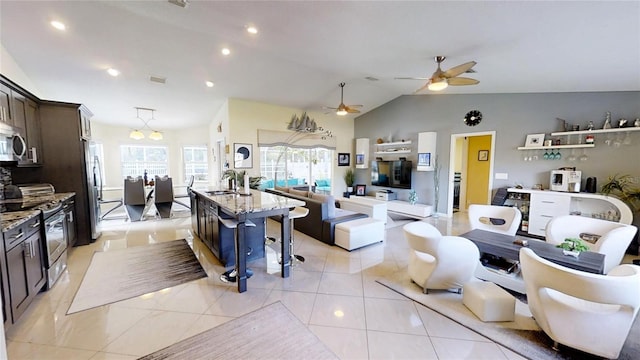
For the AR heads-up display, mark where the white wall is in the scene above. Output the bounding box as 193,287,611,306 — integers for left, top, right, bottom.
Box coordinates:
227,98,355,195
0,44,41,96
84,98,356,197
91,121,209,189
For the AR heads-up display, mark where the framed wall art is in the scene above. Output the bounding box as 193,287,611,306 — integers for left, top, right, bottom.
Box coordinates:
355,184,367,196
478,150,489,161
234,143,253,168
338,153,350,166
524,133,545,147
356,154,365,165
417,153,431,167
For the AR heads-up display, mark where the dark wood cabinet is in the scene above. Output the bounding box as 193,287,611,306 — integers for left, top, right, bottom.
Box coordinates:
39,101,96,246
0,76,43,165
192,193,265,267
0,83,13,124
3,216,45,324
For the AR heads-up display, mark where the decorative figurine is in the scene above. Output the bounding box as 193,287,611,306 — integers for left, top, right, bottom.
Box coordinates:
618,118,628,128
635,118,640,127
603,111,612,129
587,121,594,130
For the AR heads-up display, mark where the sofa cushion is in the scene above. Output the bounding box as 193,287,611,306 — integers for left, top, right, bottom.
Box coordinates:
275,185,290,192
312,193,335,218
289,189,308,198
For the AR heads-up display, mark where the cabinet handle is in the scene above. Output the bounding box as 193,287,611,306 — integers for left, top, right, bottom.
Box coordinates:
23,241,33,258
10,232,24,241
30,221,41,228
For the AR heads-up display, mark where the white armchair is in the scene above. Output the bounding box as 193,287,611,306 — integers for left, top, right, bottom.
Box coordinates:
519,247,640,358
468,204,522,236
545,215,638,274
403,222,479,294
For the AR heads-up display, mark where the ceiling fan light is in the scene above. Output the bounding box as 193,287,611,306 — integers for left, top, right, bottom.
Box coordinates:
149,131,163,141
336,109,348,116
130,130,144,140
428,80,448,91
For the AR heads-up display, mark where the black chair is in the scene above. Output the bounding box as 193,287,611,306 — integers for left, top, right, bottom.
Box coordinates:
154,175,174,218
123,176,147,221
98,182,123,220
173,175,194,210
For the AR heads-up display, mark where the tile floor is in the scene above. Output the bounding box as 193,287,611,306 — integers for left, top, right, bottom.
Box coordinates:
4,210,541,359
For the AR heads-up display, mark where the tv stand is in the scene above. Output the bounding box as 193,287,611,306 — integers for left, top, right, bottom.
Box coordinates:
364,196,432,219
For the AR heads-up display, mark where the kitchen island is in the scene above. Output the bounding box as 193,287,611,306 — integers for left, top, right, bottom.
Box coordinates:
190,188,305,293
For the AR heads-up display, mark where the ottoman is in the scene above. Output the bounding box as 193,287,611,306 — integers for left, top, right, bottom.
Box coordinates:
334,218,385,251
463,281,515,322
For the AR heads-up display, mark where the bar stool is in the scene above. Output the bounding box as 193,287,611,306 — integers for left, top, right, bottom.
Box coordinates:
219,217,256,283
288,207,309,264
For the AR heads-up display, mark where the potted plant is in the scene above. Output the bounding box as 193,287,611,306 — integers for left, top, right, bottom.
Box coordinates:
556,237,589,257
221,169,265,189
344,168,355,195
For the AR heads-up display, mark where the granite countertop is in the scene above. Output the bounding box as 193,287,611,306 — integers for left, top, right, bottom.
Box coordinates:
192,187,305,215
1,192,76,232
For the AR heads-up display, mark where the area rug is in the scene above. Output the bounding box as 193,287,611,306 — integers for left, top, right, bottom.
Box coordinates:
68,239,207,314
376,270,640,360
138,301,338,360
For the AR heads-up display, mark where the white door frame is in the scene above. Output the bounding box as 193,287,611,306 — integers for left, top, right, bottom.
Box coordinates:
446,131,496,217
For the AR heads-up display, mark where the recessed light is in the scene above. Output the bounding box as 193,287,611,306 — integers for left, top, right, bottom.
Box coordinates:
107,68,120,77
205,81,214,88
50,21,66,31
246,26,258,35
221,48,231,56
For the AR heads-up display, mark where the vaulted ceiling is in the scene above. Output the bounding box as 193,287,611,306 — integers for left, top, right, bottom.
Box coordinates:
1,1,638,130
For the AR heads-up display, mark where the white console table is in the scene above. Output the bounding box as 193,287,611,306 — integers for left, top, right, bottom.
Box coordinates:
387,200,432,218
338,196,387,223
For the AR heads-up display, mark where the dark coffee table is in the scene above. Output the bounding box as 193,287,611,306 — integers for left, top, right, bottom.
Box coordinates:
460,229,605,274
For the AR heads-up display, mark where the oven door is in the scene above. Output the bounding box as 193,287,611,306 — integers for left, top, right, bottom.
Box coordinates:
44,210,66,266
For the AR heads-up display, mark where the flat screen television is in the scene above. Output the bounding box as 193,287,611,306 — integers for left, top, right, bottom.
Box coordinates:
371,160,412,189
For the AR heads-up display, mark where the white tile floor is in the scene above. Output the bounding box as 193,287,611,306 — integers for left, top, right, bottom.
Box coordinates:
5,210,536,359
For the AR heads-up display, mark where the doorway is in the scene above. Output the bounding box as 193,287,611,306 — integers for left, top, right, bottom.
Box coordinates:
446,131,496,217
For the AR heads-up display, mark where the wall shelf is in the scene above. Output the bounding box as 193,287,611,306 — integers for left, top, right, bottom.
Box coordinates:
551,127,640,136
516,144,595,150
374,139,412,156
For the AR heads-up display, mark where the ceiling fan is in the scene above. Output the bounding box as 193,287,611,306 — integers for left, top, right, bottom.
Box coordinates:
396,56,479,93
325,82,362,116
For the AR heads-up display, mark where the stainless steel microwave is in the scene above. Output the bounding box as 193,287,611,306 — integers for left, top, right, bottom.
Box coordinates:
0,123,27,165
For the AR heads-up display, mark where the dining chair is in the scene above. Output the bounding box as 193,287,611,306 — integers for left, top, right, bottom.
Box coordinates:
123,176,147,221
154,175,174,218
173,175,194,210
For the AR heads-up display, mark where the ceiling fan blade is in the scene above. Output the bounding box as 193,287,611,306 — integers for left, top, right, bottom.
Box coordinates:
447,77,479,86
414,82,431,94
346,107,361,113
395,77,431,80
322,106,338,110
347,104,363,108
443,61,477,78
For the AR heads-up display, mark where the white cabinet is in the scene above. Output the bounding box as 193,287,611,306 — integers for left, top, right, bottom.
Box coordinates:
528,193,571,236
355,138,369,169
508,188,633,238
417,131,437,171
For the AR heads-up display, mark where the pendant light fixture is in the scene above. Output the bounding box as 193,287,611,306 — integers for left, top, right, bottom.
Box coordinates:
130,107,163,140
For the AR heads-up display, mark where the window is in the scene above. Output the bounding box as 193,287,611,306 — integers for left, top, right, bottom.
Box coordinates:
183,146,208,182
120,145,168,179
259,146,333,192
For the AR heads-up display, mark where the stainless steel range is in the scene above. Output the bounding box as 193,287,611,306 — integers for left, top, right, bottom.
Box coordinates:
17,184,69,289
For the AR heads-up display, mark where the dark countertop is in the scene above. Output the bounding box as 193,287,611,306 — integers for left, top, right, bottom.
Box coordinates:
1,192,75,231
